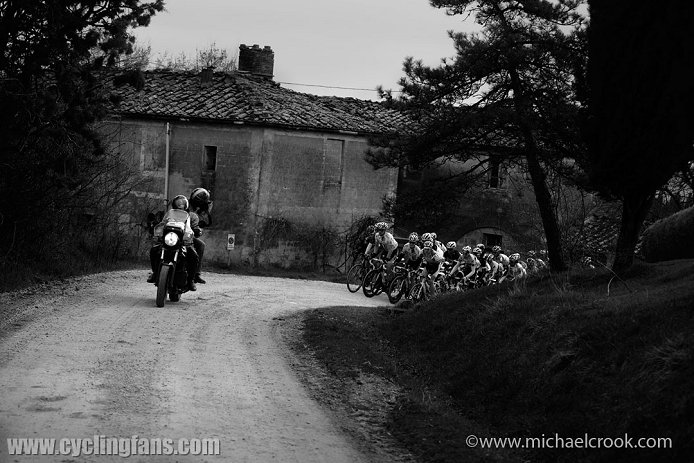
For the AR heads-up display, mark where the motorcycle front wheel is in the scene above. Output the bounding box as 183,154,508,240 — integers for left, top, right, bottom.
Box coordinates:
156,265,171,307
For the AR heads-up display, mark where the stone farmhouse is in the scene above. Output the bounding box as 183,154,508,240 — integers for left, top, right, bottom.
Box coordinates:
100,45,409,267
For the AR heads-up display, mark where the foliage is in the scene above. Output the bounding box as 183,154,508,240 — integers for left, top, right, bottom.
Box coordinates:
0,0,164,279
641,205,694,263
583,1,694,271
344,215,379,265
369,0,589,271
149,42,237,72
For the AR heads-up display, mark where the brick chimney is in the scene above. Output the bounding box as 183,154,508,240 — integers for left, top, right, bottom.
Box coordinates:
200,66,214,87
238,44,274,78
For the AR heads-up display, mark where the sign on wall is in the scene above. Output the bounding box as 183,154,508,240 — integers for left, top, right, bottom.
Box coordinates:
227,233,235,250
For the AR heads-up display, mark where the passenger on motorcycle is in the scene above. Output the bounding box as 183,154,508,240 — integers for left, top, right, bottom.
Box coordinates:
147,195,200,291
189,187,212,284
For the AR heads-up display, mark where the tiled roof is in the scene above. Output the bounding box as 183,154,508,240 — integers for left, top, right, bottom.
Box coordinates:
105,70,411,135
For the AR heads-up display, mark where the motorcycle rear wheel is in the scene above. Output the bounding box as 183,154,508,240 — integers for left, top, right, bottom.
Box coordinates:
156,265,171,307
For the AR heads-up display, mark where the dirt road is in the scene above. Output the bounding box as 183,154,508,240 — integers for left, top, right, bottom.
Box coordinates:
0,270,388,462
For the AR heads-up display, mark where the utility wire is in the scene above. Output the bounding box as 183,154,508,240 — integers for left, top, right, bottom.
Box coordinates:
278,81,401,93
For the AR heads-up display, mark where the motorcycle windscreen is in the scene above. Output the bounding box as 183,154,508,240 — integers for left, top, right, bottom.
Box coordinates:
165,209,189,230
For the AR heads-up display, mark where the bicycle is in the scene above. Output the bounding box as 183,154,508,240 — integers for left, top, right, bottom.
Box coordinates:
346,256,373,293
386,263,417,304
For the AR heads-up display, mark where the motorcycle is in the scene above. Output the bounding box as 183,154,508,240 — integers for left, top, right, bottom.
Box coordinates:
153,209,191,307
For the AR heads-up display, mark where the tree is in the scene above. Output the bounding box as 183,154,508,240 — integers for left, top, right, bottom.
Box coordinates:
0,1,164,269
369,0,588,271
583,1,694,272
150,42,237,72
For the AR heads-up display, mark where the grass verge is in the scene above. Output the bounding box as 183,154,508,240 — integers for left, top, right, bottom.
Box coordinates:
293,259,694,462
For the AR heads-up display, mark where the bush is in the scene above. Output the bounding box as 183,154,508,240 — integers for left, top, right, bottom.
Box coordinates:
641,205,694,262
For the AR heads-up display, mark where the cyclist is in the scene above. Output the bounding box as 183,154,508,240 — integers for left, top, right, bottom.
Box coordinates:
400,232,423,271
490,245,510,283
443,241,461,262
508,253,527,280
472,247,491,285
373,222,399,263
449,245,480,285
420,239,445,296
362,224,377,259
431,232,446,255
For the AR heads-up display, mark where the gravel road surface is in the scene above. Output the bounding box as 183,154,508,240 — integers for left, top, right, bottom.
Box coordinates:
0,270,387,462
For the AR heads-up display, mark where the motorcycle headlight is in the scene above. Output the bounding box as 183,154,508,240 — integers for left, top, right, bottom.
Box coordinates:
164,232,179,247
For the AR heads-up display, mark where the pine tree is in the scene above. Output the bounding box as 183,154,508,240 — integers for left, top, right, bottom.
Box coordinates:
369,0,588,271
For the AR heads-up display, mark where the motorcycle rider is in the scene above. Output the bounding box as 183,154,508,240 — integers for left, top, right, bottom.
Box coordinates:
147,195,199,291
189,187,213,284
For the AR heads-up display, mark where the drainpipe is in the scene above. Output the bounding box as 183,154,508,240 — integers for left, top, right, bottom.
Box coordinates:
164,122,171,207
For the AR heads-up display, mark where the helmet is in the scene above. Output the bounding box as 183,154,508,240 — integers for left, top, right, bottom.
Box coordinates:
539,249,547,256
431,232,437,240
422,240,433,249
492,245,502,253
472,247,482,255
421,232,432,242
171,195,189,210
375,222,388,231
408,232,419,243
527,250,536,257
510,253,520,261
446,241,457,249
462,245,471,253
477,243,485,251
190,187,211,206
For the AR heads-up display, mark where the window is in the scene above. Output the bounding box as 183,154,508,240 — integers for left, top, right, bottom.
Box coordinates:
204,145,217,171
483,233,503,248
488,158,505,188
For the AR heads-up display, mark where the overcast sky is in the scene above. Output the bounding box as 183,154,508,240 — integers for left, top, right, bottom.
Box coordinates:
131,0,479,100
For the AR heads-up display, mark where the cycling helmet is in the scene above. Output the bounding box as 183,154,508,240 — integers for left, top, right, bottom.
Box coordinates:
190,187,211,206
510,253,520,261
431,232,437,240
171,195,189,210
375,222,388,231
408,232,419,243
492,245,502,253
462,245,472,253
477,243,485,251
539,249,547,256
527,250,536,257
422,240,433,249
446,241,457,249
421,232,433,242
472,247,482,255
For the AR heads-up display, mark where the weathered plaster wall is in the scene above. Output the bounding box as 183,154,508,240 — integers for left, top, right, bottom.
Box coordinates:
101,119,397,267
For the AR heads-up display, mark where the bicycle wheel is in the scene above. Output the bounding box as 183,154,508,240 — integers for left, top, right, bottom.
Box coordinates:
387,275,407,304
346,263,365,293
362,269,380,298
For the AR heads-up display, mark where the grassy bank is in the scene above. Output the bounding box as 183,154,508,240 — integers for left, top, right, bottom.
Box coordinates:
298,259,694,462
